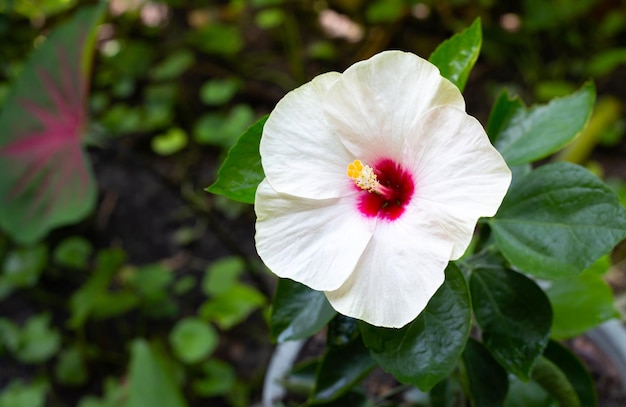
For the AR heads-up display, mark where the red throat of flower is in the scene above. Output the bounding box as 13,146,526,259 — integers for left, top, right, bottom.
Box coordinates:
347,159,415,220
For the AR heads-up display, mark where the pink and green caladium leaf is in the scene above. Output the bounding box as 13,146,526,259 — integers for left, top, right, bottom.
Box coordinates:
0,3,105,244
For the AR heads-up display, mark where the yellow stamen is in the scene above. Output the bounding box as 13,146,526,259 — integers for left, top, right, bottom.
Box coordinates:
347,159,392,198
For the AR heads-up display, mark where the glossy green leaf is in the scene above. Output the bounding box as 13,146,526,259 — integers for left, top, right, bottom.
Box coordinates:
126,340,188,407
489,162,626,278
205,115,267,203
531,357,580,407
317,390,372,407
462,338,508,407
326,314,360,346
359,263,471,391
547,266,618,339
487,82,595,166
541,340,596,407
0,3,105,244
470,266,551,380
169,317,218,364
429,18,482,92
430,376,462,407
270,278,336,343
312,335,376,403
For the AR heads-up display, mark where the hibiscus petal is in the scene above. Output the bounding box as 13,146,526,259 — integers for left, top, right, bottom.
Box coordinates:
261,72,354,199
324,208,454,328
255,179,373,291
323,50,465,162
405,106,512,260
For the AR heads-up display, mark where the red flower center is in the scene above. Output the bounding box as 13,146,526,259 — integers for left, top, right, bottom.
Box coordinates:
355,159,414,220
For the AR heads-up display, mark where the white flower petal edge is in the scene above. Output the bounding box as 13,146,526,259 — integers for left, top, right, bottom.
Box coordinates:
254,179,373,292
324,209,454,328
323,50,465,161
260,72,354,200
405,106,512,259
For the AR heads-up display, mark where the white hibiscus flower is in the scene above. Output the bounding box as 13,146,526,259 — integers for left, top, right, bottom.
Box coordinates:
255,50,511,328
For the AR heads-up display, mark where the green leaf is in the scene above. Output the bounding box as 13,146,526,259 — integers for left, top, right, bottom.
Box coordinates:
504,377,554,407
149,49,195,81
470,266,551,380
547,263,618,339
60,249,142,320
365,0,404,23
200,78,239,106
429,18,482,92
126,340,188,407
53,236,92,269
0,318,21,352
489,162,626,278
487,83,596,166
359,263,471,391
0,3,105,243
151,128,188,156
77,378,125,407
129,264,173,301
0,244,47,300
270,278,336,343
312,335,376,403
189,23,243,55
430,376,463,407
205,115,267,203
461,338,509,407
255,8,286,29
169,317,218,364
199,284,265,330
202,256,245,296
531,357,580,407
15,313,61,364
0,380,47,407
54,346,87,386
193,104,255,149
192,359,236,397
542,340,596,407
315,390,372,407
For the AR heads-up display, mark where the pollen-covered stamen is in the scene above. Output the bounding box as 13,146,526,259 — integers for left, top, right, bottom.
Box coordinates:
347,160,393,199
